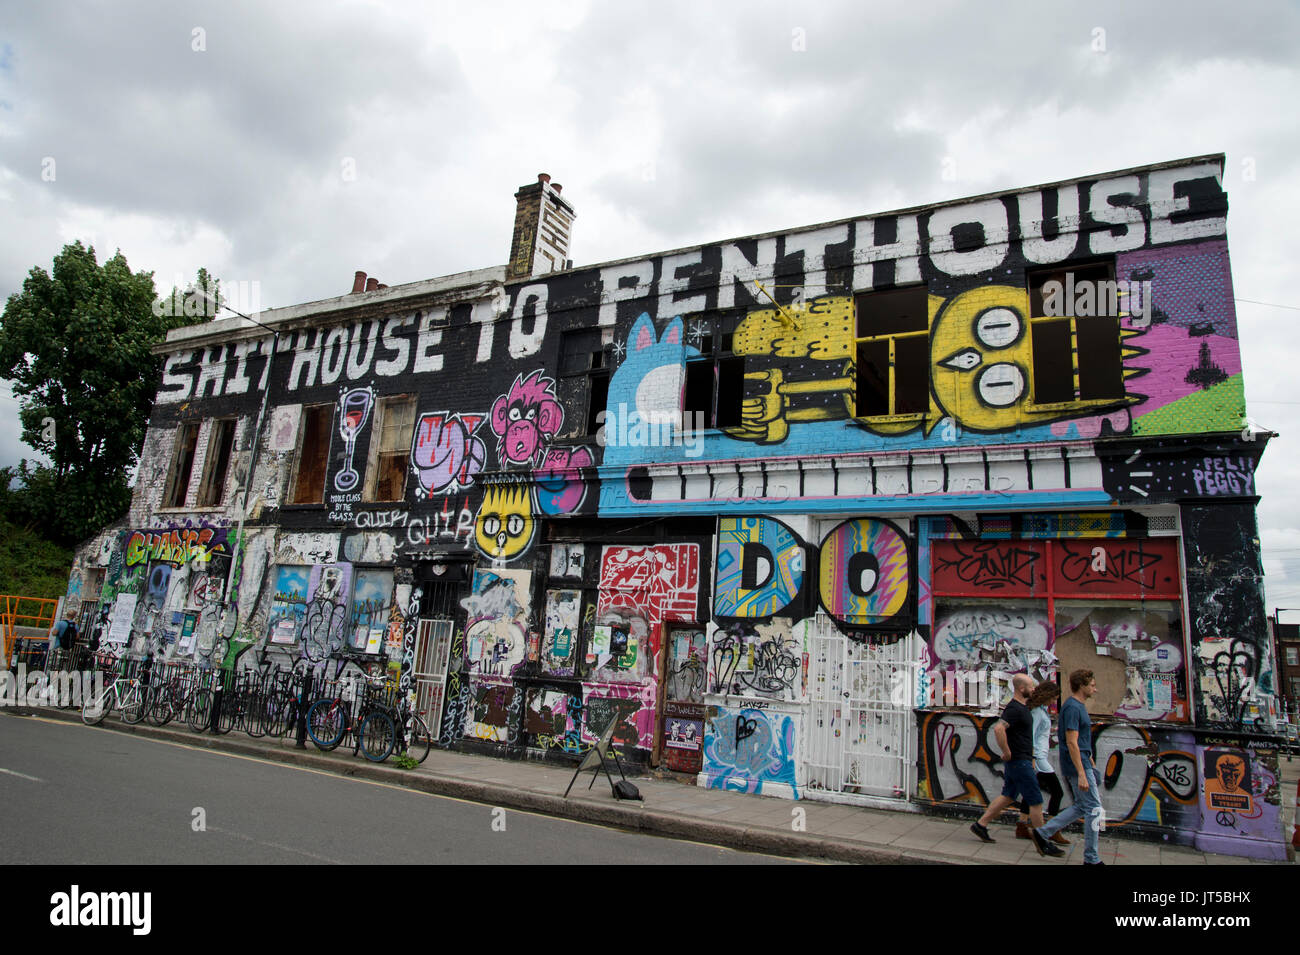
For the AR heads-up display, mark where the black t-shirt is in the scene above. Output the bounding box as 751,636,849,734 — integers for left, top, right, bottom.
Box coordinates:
1001,698,1033,761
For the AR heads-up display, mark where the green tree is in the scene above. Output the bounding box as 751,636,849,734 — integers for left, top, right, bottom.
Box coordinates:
0,242,208,545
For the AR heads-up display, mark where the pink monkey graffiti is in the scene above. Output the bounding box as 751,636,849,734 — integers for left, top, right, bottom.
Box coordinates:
491,370,564,467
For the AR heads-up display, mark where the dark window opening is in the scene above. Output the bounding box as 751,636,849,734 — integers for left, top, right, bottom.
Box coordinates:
291,405,332,505
853,285,929,418
1031,320,1075,404
562,328,609,436
164,422,200,508
198,418,236,507
1027,260,1125,404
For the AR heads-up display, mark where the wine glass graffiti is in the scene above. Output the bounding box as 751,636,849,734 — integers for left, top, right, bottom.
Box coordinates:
334,388,374,492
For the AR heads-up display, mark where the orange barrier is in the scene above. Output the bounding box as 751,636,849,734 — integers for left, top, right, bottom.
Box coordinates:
1,594,59,665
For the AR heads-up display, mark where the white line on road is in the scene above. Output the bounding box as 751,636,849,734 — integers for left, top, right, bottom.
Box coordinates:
207,825,346,864
0,767,42,782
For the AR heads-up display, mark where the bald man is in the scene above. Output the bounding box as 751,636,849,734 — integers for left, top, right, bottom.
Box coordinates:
970,674,1065,857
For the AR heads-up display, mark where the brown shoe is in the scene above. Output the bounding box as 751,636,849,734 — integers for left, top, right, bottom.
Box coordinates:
1015,822,1031,840
1050,832,1071,845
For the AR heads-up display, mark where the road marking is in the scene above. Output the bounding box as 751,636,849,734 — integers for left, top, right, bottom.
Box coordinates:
0,767,42,782
207,825,346,864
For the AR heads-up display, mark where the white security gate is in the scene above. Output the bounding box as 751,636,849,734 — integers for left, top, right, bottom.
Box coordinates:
805,614,920,805
413,618,454,738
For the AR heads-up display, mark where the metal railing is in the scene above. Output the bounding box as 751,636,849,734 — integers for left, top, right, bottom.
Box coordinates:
1,594,60,667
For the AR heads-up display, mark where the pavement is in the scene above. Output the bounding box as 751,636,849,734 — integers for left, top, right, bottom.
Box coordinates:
4,704,1296,865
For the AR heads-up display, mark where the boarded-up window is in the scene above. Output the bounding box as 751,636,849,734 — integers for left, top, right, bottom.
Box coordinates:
163,422,200,507
291,405,332,505
367,396,416,502
198,418,237,507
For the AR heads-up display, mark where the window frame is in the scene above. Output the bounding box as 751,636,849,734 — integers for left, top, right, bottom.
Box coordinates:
559,328,609,437
289,403,334,506
1026,258,1128,410
852,284,931,423
196,417,238,508
682,312,743,432
363,394,416,503
162,421,201,509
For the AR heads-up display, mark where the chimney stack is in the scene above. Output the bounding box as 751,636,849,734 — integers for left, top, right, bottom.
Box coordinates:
507,172,576,282
365,277,379,292
352,271,367,294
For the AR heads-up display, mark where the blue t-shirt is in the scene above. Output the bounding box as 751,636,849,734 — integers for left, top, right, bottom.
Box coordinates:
1059,697,1092,769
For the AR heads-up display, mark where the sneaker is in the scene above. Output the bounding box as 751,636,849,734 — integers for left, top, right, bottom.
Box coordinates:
1084,860,1106,866
1015,822,1031,840
970,822,995,843
1031,828,1066,857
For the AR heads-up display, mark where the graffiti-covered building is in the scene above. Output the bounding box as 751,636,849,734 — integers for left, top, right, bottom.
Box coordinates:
66,157,1288,857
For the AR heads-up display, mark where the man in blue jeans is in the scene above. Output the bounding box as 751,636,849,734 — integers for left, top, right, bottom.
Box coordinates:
1035,668,1104,865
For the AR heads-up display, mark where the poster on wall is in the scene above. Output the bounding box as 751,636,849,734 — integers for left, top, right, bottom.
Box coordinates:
1203,748,1252,814
661,701,705,774
177,612,198,655
268,565,311,644
106,593,137,646
350,570,393,651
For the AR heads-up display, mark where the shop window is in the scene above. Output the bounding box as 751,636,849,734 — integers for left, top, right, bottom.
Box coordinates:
365,396,416,502
290,404,333,505
1027,261,1125,404
853,285,929,418
162,422,200,508
930,537,1187,722
682,314,743,430
197,418,237,507
560,328,608,436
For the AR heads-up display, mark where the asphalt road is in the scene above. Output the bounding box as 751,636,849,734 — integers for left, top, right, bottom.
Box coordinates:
0,714,809,864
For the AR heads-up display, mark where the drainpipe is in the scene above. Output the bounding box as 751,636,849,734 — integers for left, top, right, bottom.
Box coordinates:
223,331,277,614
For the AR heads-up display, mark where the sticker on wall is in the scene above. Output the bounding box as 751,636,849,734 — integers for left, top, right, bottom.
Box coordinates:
1203,748,1252,813
549,543,585,578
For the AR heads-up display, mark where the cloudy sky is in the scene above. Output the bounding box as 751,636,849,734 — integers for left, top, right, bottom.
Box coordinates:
3,0,1299,608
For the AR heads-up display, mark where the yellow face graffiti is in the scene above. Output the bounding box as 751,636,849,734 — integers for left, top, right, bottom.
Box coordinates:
930,285,1139,433
474,483,535,561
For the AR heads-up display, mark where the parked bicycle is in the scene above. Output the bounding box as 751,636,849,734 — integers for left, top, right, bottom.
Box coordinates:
306,676,397,761
81,656,147,726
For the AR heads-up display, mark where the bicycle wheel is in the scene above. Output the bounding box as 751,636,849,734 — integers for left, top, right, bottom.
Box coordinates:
245,690,267,738
145,684,175,726
403,713,432,764
81,684,113,726
215,693,238,735
121,685,146,724
188,689,213,733
360,711,396,762
307,699,347,751
264,692,296,738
